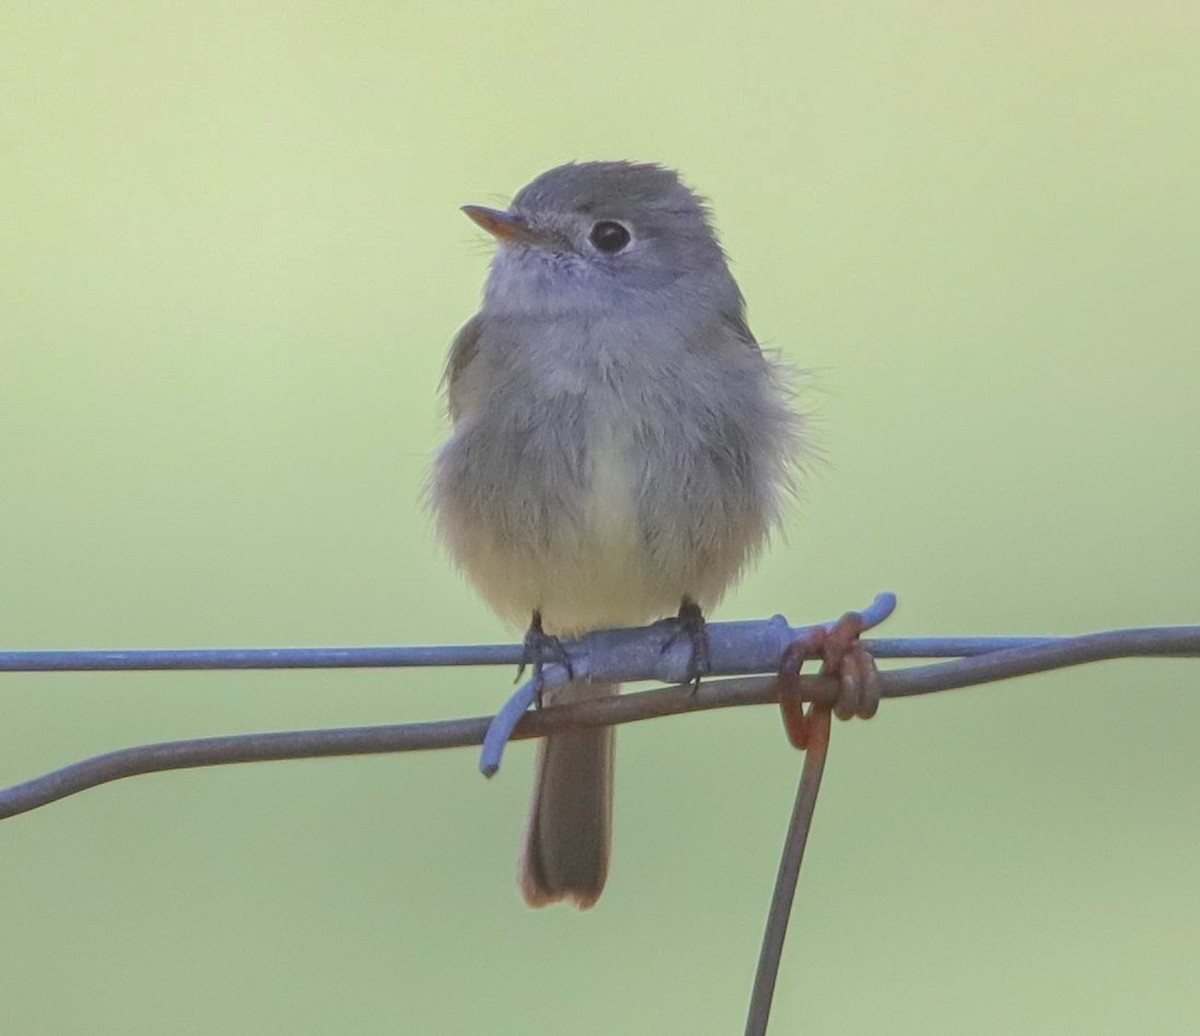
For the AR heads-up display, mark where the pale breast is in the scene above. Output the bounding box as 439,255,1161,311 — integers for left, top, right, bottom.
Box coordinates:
529,419,668,634
434,314,787,637
438,406,685,636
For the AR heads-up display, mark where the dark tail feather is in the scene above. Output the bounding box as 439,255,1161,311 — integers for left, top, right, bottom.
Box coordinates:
518,681,617,909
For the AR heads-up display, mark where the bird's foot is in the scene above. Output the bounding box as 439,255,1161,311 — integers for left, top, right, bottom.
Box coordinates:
776,611,880,749
658,597,712,692
517,611,574,709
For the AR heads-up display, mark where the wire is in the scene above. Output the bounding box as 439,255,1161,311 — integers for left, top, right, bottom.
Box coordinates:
1,621,1196,819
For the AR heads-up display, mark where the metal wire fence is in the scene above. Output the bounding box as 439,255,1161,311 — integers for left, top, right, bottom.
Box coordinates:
3,592,1198,1034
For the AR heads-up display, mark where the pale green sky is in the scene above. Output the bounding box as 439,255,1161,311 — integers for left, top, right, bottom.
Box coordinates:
2,3,1198,1032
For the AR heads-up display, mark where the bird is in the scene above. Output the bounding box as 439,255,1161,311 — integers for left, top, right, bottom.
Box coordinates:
431,161,802,908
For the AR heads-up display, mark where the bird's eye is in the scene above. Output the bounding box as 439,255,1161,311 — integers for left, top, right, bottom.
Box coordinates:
589,220,631,253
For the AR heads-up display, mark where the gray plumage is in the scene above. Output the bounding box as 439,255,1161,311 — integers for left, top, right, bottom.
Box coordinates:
431,161,802,908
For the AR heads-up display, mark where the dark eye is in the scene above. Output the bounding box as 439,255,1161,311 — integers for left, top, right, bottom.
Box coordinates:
589,220,631,253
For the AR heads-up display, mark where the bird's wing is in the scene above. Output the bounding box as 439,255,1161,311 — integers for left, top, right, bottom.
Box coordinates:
443,314,484,421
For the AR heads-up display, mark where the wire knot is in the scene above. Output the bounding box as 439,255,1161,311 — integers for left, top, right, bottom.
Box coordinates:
776,610,881,750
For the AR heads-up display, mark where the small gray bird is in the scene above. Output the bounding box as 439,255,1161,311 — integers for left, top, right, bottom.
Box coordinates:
431,161,801,909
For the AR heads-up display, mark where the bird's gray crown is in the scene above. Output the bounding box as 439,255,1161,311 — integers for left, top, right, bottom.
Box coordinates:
477,160,740,318
512,161,709,224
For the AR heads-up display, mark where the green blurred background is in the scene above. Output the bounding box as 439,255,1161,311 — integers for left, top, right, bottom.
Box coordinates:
3,2,1198,1032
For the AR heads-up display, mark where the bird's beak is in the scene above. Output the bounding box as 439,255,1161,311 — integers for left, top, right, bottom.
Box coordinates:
461,205,545,247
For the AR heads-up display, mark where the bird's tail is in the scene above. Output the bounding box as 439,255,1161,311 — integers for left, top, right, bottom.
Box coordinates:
518,680,618,909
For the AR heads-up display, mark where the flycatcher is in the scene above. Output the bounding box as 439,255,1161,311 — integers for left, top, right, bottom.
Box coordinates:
432,161,801,908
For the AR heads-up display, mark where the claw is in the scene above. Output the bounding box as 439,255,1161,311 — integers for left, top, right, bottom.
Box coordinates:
517,611,573,708
659,597,711,691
